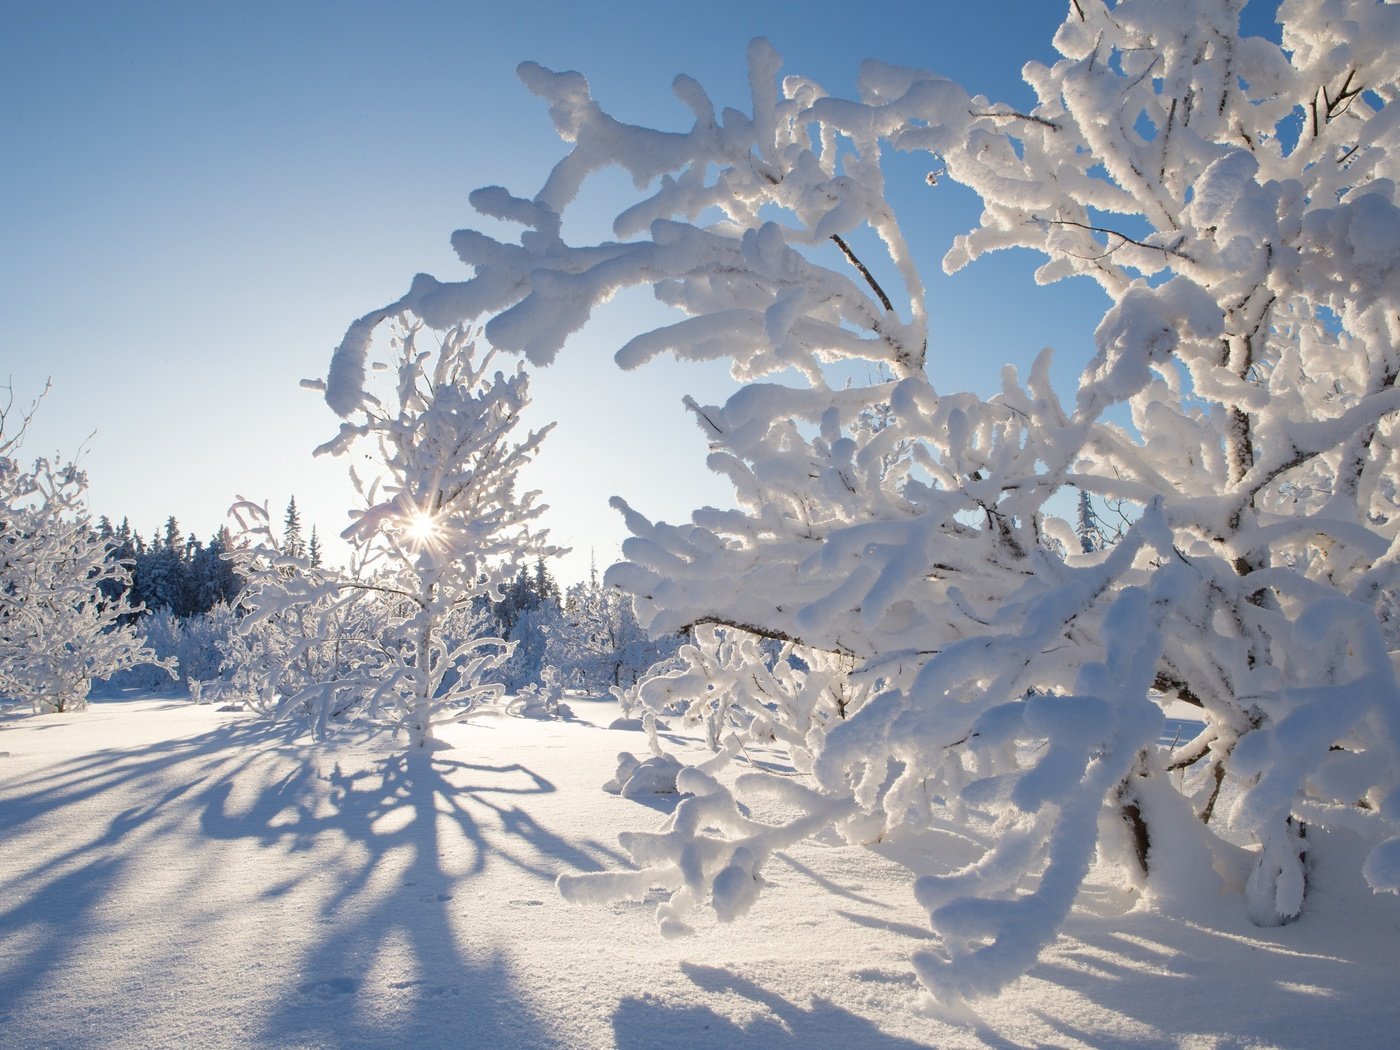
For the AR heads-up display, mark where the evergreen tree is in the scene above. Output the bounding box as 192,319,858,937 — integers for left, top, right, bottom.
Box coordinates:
494,564,541,638
137,526,190,616
1074,490,1107,554
283,497,305,560
533,556,560,605
188,527,241,613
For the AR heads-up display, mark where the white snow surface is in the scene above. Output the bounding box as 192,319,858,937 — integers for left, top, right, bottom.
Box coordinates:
2,695,1398,1049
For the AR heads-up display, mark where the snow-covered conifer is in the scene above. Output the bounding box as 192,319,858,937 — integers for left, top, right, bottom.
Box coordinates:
283,497,305,560
1074,490,1108,554
306,526,322,568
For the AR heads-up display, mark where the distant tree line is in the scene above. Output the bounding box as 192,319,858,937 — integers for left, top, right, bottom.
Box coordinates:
95,514,246,620
94,498,332,622
96,494,678,699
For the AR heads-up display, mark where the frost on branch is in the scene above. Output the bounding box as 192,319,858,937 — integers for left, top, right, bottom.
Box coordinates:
338,0,1400,1002
328,37,931,398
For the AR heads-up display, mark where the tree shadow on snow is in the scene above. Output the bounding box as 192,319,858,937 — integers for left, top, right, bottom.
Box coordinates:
1020,904,1400,1048
612,962,935,1050
210,749,590,1048
0,716,297,1035
0,710,626,1048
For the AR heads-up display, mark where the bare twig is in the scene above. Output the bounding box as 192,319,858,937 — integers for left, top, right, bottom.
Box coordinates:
0,377,52,458
969,108,1061,131
1040,218,1194,262
830,234,896,314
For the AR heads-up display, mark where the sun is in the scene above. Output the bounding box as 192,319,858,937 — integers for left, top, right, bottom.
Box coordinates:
402,510,442,550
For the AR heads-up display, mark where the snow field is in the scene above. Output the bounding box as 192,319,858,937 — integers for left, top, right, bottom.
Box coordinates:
2,696,1398,1048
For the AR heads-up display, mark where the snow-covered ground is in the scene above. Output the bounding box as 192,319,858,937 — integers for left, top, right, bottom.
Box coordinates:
2,696,1397,1049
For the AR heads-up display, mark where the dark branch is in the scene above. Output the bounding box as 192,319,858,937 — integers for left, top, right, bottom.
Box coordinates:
679,615,857,658
969,108,1060,131
1040,219,1194,262
830,234,896,314
1153,670,1204,708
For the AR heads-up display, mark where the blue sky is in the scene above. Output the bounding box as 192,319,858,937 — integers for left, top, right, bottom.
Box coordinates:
2,1,1276,582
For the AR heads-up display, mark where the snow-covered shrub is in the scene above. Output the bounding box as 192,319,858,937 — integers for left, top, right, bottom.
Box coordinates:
176,601,239,687
329,0,1400,1001
498,601,561,692
602,750,683,799
556,570,683,693
635,624,863,770
507,665,573,720
607,683,641,725
100,607,185,693
104,602,238,694
0,397,169,711
221,507,388,727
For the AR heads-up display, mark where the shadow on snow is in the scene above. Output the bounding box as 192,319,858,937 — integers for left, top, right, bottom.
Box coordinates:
0,707,628,1047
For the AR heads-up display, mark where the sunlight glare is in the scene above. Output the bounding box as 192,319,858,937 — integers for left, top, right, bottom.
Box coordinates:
403,510,442,549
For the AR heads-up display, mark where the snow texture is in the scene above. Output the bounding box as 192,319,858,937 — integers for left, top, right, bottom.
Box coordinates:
2,695,1399,1048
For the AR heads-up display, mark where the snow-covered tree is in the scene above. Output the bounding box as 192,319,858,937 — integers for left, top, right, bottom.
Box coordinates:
1073,490,1109,554
497,599,561,692
559,566,683,692
254,322,560,747
636,623,863,764
329,0,1400,1001
134,518,190,616
106,601,242,694
187,526,242,612
0,392,168,711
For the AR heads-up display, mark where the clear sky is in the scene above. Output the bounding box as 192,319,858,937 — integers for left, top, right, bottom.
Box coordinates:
2,1,1278,583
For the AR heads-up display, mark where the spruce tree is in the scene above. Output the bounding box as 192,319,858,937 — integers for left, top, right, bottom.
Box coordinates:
283,497,305,560
1074,490,1106,554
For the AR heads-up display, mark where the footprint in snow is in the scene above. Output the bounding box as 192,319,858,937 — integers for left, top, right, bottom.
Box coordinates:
851,968,920,988
297,977,358,1000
